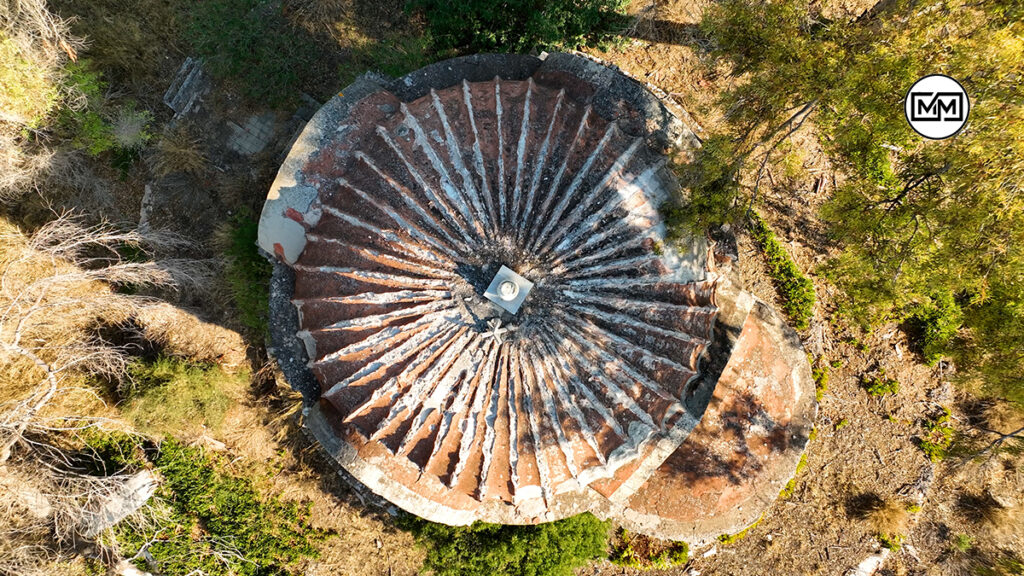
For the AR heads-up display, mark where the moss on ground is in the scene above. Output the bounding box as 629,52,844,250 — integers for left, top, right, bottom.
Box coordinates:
400,513,609,576
83,433,329,576
120,355,249,438
747,211,815,330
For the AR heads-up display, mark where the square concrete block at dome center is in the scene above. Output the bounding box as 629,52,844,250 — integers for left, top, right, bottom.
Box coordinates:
484,265,534,315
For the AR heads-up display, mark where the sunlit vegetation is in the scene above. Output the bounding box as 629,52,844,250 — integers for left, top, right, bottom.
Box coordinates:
698,0,1024,407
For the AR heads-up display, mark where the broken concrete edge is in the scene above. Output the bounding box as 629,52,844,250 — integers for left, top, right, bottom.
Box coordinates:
613,298,819,546
257,73,390,264
386,53,544,101
267,257,318,403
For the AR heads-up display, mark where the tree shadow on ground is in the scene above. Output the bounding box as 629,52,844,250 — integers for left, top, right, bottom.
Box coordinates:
621,19,712,50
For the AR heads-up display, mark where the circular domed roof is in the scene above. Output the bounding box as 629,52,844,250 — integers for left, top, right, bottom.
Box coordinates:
260,54,815,536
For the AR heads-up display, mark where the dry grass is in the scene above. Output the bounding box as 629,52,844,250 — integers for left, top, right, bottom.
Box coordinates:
0,31,58,125
983,402,1024,435
135,301,248,370
0,213,209,457
0,0,80,126
866,499,910,537
49,0,183,93
0,0,83,201
0,212,247,574
957,492,1011,527
147,123,208,178
0,132,52,200
0,434,149,576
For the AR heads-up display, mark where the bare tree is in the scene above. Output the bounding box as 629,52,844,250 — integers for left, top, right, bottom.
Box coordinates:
0,215,208,575
0,215,207,462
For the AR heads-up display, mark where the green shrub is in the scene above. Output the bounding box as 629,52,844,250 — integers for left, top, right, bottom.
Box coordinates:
60,60,153,161
701,0,1024,410
224,212,273,339
954,284,1024,408
101,438,328,576
407,0,629,53
187,0,322,106
61,60,117,155
609,530,688,570
907,290,963,366
650,543,688,569
747,211,815,329
812,361,830,402
919,408,955,462
834,418,849,431
877,532,903,551
401,513,609,576
863,374,900,397
120,355,249,437
664,134,745,236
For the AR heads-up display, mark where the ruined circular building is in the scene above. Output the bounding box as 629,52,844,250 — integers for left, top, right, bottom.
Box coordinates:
258,53,816,543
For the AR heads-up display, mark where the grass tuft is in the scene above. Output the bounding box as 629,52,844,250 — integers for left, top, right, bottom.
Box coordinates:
609,529,688,570
223,212,273,340
919,408,955,462
148,123,207,177
812,360,830,402
863,373,900,397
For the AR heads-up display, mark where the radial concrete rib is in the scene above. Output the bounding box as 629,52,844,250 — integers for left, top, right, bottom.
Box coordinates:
261,53,816,534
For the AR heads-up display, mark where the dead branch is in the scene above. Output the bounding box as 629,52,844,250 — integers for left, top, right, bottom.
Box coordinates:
747,99,819,215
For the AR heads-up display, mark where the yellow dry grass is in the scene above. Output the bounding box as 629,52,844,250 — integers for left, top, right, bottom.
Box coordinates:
866,499,909,537
0,32,58,127
135,302,249,370
147,123,208,178
0,218,127,423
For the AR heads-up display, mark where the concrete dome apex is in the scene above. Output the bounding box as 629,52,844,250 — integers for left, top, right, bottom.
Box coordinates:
259,53,815,544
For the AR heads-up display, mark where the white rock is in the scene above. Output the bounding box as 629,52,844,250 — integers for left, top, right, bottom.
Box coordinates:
847,549,890,576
